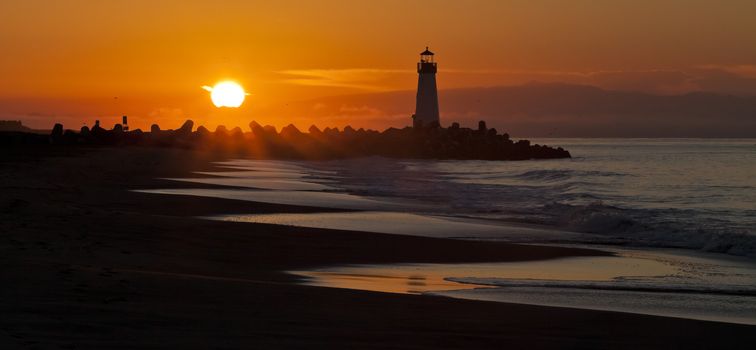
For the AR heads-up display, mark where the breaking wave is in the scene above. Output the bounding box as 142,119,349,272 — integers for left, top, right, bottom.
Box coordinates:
446,277,756,297
306,139,756,258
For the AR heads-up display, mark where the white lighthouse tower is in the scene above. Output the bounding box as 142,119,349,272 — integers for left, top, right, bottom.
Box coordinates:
413,47,440,128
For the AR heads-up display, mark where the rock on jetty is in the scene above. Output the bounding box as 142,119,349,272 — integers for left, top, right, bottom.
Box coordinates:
2,120,570,160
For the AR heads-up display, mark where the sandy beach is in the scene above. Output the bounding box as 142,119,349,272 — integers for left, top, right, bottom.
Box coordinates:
2,146,755,349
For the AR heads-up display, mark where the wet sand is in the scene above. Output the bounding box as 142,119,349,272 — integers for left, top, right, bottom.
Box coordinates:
2,146,755,349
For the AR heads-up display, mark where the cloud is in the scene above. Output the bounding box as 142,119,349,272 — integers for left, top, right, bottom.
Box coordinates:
276,66,756,96
276,69,410,90
149,107,185,119
338,104,384,116
695,64,756,78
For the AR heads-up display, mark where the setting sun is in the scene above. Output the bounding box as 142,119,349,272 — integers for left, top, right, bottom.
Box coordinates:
203,81,246,108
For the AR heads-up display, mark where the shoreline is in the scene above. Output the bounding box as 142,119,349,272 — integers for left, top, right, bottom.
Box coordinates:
2,146,755,349
292,251,756,325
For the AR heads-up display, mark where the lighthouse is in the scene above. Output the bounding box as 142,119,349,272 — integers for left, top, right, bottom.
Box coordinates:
413,47,440,128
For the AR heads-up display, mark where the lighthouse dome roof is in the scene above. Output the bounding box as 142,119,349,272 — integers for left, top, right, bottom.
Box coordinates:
420,47,434,55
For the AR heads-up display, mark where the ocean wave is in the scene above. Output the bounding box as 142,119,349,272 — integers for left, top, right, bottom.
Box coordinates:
512,169,629,182
538,202,756,257
548,202,641,233
292,150,756,259
445,277,756,297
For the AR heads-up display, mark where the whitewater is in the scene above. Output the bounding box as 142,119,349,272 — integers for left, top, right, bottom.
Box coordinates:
294,138,756,257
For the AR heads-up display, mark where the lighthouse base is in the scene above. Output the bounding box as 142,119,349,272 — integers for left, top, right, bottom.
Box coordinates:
412,115,440,129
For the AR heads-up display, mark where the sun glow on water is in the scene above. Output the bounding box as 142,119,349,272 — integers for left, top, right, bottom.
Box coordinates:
202,81,246,108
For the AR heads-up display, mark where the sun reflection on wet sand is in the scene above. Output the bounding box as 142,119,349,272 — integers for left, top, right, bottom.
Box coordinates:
293,270,478,295
291,254,676,294
291,251,756,324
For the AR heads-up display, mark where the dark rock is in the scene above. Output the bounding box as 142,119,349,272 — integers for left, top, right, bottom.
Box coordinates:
50,123,63,144
263,125,278,135
281,124,303,139
249,122,265,138
176,120,194,136
324,127,340,137
249,121,262,132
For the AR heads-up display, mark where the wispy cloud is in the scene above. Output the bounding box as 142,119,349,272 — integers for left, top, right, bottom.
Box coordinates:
276,69,411,90
695,64,756,78
276,65,756,96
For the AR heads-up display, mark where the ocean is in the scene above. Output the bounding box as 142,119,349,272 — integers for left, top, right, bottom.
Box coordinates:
300,138,756,256
138,138,756,324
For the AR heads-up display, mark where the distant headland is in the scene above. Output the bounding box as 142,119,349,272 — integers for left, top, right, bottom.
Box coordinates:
0,119,570,160
0,120,34,133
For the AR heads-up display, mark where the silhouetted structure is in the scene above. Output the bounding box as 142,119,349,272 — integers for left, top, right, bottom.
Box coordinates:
413,47,440,129
0,119,570,160
0,120,33,132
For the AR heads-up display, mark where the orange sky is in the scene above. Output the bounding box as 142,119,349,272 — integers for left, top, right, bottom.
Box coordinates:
2,0,756,130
